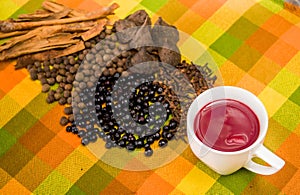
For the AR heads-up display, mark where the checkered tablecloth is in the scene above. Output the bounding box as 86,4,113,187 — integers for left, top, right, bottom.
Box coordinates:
1,0,300,194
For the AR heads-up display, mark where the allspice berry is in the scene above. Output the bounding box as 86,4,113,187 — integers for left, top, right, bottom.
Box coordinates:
42,84,50,93
60,116,69,126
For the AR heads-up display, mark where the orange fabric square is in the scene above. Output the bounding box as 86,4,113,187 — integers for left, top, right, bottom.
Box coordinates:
174,10,205,35
282,170,300,194
191,0,227,19
178,0,198,8
37,136,74,168
100,180,133,195
0,62,27,93
137,173,174,195
0,89,4,100
78,0,103,12
246,28,278,54
264,39,298,67
155,156,194,186
261,14,293,37
116,170,153,192
15,156,52,191
294,123,300,137
1,179,31,195
19,121,55,154
262,160,297,190
56,0,82,9
277,133,300,167
57,128,81,149
281,26,300,50
219,60,246,85
40,104,65,133
248,56,282,85
236,74,265,96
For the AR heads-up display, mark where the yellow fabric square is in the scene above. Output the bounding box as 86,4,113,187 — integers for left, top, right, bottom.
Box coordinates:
269,68,300,97
209,6,241,31
11,0,28,6
285,52,300,77
0,95,22,128
177,167,215,194
56,149,95,183
114,0,142,18
224,0,256,14
0,0,18,20
192,21,224,47
1,179,31,195
219,60,246,86
180,37,207,62
258,86,287,117
8,77,41,107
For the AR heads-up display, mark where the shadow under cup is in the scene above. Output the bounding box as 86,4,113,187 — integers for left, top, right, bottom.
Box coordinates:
186,86,270,175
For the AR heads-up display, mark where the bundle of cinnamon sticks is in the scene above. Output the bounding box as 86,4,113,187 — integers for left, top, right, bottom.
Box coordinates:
0,0,119,68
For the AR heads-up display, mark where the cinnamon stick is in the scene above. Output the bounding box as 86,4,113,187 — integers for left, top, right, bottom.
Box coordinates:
0,3,119,32
0,30,28,39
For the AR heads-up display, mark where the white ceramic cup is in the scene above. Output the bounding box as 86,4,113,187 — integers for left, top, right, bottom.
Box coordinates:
187,86,285,175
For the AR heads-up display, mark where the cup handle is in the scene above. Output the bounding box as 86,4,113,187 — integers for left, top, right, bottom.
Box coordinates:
244,145,285,175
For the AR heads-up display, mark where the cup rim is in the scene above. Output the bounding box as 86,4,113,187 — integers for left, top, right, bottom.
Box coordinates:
187,86,269,155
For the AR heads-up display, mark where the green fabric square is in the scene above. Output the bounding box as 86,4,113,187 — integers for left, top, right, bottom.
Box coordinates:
9,8,28,19
289,86,300,106
66,185,86,195
25,93,57,119
260,0,283,13
227,17,259,41
16,0,44,14
229,43,262,72
217,168,256,194
272,100,300,131
192,21,224,47
269,69,300,97
34,170,72,194
210,33,243,59
0,129,16,157
75,164,114,194
243,4,274,26
140,0,168,12
0,143,34,176
3,109,37,139
206,182,234,195
269,0,284,7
